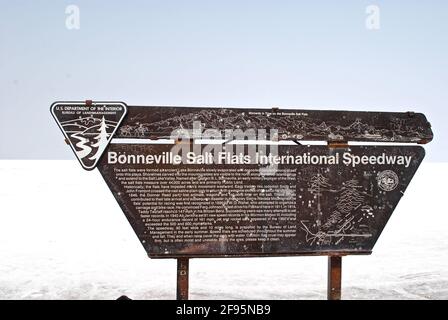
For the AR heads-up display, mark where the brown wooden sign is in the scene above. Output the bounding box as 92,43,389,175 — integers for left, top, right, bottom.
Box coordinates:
98,144,425,257
50,101,433,299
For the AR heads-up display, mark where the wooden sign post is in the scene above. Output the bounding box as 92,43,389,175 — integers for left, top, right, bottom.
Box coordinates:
177,258,189,300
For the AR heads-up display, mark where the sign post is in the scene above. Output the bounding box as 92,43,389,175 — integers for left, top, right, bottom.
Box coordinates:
177,258,189,300
51,101,433,299
327,256,342,300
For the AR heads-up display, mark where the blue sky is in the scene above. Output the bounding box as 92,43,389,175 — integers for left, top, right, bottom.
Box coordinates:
0,1,446,160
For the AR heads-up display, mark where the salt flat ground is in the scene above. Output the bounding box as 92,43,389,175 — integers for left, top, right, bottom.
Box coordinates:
0,160,447,300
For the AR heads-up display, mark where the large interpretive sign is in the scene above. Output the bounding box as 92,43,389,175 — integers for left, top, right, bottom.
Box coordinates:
50,102,433,257
50,101,433,299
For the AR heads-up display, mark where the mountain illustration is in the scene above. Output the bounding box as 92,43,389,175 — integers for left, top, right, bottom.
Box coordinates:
61,116,117,135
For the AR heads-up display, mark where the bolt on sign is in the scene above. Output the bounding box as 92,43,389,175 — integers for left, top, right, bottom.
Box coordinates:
51,101,433,300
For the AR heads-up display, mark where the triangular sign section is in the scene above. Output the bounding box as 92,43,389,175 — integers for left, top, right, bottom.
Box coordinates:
51,101,127,170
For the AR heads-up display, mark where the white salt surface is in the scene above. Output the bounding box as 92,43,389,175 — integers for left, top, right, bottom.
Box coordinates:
0,160,447,299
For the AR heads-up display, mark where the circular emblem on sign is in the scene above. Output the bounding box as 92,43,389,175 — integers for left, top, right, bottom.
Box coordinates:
377,170,399,191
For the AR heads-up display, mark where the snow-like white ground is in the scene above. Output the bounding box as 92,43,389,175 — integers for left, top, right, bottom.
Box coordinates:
0,160,447,300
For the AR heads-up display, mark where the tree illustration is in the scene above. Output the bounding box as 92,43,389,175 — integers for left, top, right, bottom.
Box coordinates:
309,173,332,195
336,179,364,215
89,116,109,160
